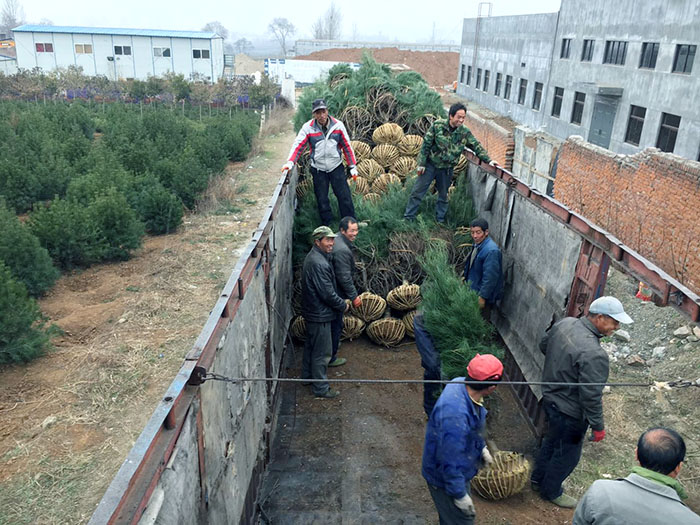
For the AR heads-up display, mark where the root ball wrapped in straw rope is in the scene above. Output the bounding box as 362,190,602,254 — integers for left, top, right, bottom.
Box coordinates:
371,173,401,194
357,158,384,182
454,153,469,174
296,178,313,200
366,318,406,347
349,176,370,195
363,192,381,204
386,283,421,311
398,135,423,157
350,291,386,322
391,157,418,179
371,144,400,168
290,316,306,341
471,452,531,500
402,310,418,338
341,315,366,341
372,122,405,145
351,141,371,163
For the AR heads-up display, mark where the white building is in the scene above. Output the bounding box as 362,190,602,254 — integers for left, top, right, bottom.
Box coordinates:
12,25,225,82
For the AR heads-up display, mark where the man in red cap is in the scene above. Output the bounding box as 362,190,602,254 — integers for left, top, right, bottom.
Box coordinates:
422,353,503,524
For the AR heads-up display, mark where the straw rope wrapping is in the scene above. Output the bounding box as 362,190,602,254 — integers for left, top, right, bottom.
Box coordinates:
409,114,438,136
351,140,372,163
290,316,306,341
471,451,531,500
373,91,400,124
341,314,366,341
366,317,406,347
398,134,424,157
402,310,418,338
371,144,401,168
349,176,370,196
387,283,421,311
363,192,381,204
340,106,373,142
387,232,427,285
295,149,310,175
454,153,469,174
372,122,405,145
357,158,385,183
371,173,402,194
295,177,313,200
350,291,387,322
391,156,418,180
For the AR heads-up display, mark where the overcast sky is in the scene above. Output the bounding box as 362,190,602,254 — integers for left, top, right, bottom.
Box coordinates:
20,0,561,43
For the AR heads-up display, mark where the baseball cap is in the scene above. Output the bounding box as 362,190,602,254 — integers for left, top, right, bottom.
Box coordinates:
588,296,633,324
311,99,328,112
312,225,337,240
467,354,503,381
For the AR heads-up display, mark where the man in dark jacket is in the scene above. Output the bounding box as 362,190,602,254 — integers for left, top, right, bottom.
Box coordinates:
329,216,362,367
574,427,700,524
301,226,349,398
531,296,633,508
463,218,503,321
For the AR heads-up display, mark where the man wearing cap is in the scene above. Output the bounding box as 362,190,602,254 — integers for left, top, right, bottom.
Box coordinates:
301,226,349,398
283,99,357,226
531,296,633,508
422,353,503,524
404,102,496,224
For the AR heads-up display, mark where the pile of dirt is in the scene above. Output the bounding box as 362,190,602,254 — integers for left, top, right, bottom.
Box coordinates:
295,47,459,86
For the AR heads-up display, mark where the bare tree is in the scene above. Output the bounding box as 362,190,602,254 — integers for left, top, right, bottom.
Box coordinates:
312,2,342,40
268,18,295,56
233,38,253,55
1,0,25,35
202,21,229,41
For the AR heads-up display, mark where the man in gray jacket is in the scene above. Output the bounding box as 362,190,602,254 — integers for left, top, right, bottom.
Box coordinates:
330,216,362,367
531,296,633,508
573,427,700,524
301,226,349,398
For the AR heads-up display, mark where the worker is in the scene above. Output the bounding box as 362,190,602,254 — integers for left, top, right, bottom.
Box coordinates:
573,427,700,524
282,99,357,226
301,226,349,398
329,216,362,367
462,218,503,321
531,296,633,508
413,312,442,417
422,353,503,524
403,102,495,224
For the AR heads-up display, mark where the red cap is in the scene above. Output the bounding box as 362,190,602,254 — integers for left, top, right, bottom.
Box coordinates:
467,354,503,381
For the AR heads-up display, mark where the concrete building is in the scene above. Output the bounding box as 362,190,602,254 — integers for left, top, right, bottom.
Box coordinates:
12,25,225,82
457,0,700,161
295,39,460,55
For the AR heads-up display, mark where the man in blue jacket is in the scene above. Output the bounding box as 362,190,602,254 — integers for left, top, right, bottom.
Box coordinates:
463,218,503,321
422,353,503,524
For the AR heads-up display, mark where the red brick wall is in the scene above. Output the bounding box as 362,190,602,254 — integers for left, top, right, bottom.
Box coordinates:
464,112,515,170
554,138,700,293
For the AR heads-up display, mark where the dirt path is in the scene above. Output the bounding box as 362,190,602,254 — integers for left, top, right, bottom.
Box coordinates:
0,112,295,525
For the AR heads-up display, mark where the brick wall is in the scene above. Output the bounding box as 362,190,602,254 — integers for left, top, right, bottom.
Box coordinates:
465,112,515,170
554,138,700,293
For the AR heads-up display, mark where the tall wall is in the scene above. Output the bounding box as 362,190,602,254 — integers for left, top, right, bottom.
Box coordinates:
464,111,515,170
554,138,700,292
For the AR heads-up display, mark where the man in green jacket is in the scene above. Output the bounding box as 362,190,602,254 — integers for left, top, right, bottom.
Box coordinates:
403,103,495,224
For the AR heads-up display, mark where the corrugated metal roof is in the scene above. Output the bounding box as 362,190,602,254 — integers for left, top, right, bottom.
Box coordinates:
12,24,220,39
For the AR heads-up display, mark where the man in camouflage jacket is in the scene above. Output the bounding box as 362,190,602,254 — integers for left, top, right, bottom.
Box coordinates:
404,103,494,224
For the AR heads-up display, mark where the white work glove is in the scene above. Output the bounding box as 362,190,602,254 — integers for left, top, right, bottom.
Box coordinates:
349,166,358,179
416,166,426,175
488,159,498,167
281,161,294,174
454,493,475,514
481,446,494,467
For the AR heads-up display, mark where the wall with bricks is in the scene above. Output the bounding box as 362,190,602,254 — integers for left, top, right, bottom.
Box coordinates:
554,138,700,293
464,111,515,171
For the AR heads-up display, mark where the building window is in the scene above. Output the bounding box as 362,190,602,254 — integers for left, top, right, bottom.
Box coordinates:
517,78,528,105
466,66,472,86
476,68,482,89
551,87,564,118
115,45,132,55
603,40,628,65
532,82,543,110
656,113,681,152
581,39,594,62
460,64,465,83
571,91,585,125
504,75,512,100
624,105,646,146
560,38,571,59
153,47,171,57
672,44,696,73
495,73,502,97
193,49,210,59
35,42,53,53
639,42,659,69
483,70,490,92
75,44,93,54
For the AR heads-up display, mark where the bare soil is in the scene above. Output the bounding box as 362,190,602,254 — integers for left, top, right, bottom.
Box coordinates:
295,48,460,87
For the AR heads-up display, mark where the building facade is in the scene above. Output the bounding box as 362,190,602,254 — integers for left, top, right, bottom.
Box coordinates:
457,0,700,161
12,25,225,82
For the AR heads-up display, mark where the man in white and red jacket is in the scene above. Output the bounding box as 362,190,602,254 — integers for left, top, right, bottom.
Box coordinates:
282,99,357,225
